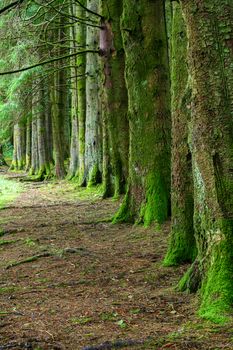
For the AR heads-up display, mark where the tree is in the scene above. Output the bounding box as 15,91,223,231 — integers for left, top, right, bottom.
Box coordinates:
114,0,171,225
100,0,129,198
179,0,233,322
164,1,196,266
84,0,102,186
0,145,7,166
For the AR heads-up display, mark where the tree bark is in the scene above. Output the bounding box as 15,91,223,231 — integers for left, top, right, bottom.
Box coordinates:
179,0,233,322
76,0,87,186
30,116,39,175
114,0,171,225
37,82,51,179
164,2,196,266
85,0,102,186
68,1,80,180
11,122,26,170
25,115,31,171
100,0,129,198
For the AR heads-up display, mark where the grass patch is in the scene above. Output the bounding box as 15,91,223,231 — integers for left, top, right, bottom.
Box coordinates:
0,286,18,294
40,181,104,201
0,176,23,209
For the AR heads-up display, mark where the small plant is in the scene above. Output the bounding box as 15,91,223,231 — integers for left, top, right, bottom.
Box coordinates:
100,312,118,321
24,238,37,247
116,319,127,329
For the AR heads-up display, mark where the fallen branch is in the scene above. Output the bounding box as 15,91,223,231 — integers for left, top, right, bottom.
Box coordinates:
6,252,52,269
0,239,19,246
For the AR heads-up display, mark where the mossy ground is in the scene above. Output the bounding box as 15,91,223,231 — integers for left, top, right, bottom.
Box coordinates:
0,169,232,349
0,172,23,209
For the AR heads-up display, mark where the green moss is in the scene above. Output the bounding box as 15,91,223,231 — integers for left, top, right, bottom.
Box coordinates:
198,220,233,324
112,190,134,224
36,164,51,180
164,239,197,266
0,239,18,246
140,173,169,226
87,164,102,188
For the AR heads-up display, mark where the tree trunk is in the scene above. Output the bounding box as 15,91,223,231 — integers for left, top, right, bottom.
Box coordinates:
100,0,129,198
30,116,39,175
76,0,86,186
0,145,7,166
51,73,66,179
11,122,26,170
68,2,79,180
164,2,196,266
85,0,102,186
50,18,66,179
37,82,51,179
114,0,171,225
179,0,233,322
25,115,31,171
44,78,54,166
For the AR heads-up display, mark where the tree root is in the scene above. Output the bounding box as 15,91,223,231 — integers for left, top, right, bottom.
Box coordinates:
5,247,92,269
5,252,52,269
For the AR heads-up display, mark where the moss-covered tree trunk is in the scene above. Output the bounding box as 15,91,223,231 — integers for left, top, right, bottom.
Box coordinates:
76,0,86,185
11,122,26,170
68,2,79,179
37,82,51,179
179,0,233,322
44,78,53,166
50,18,66,179
51,71,66,179
164,2,196,266
100,0,129,198
114,0,171,225
30,116,39,175
85,0,102,186
25,115,31,171
68,87,79,179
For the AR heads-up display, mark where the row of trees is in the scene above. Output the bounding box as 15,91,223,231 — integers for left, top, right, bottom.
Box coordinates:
0,0,232,323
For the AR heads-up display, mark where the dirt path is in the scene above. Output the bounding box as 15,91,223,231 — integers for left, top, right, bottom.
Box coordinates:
0,173,232,350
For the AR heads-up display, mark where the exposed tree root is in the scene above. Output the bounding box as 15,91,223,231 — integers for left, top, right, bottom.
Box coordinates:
5,252,52,269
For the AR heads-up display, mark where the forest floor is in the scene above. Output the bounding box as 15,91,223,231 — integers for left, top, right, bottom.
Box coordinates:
0,168,232,350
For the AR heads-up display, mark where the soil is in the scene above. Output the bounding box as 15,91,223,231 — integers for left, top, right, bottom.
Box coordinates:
0,170,232,350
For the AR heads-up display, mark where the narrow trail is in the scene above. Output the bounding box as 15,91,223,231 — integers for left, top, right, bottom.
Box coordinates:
0,172,232,350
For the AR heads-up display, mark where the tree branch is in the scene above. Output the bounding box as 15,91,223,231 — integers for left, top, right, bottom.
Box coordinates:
0,50,99,76
0,0,25,15
74,0,103,19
